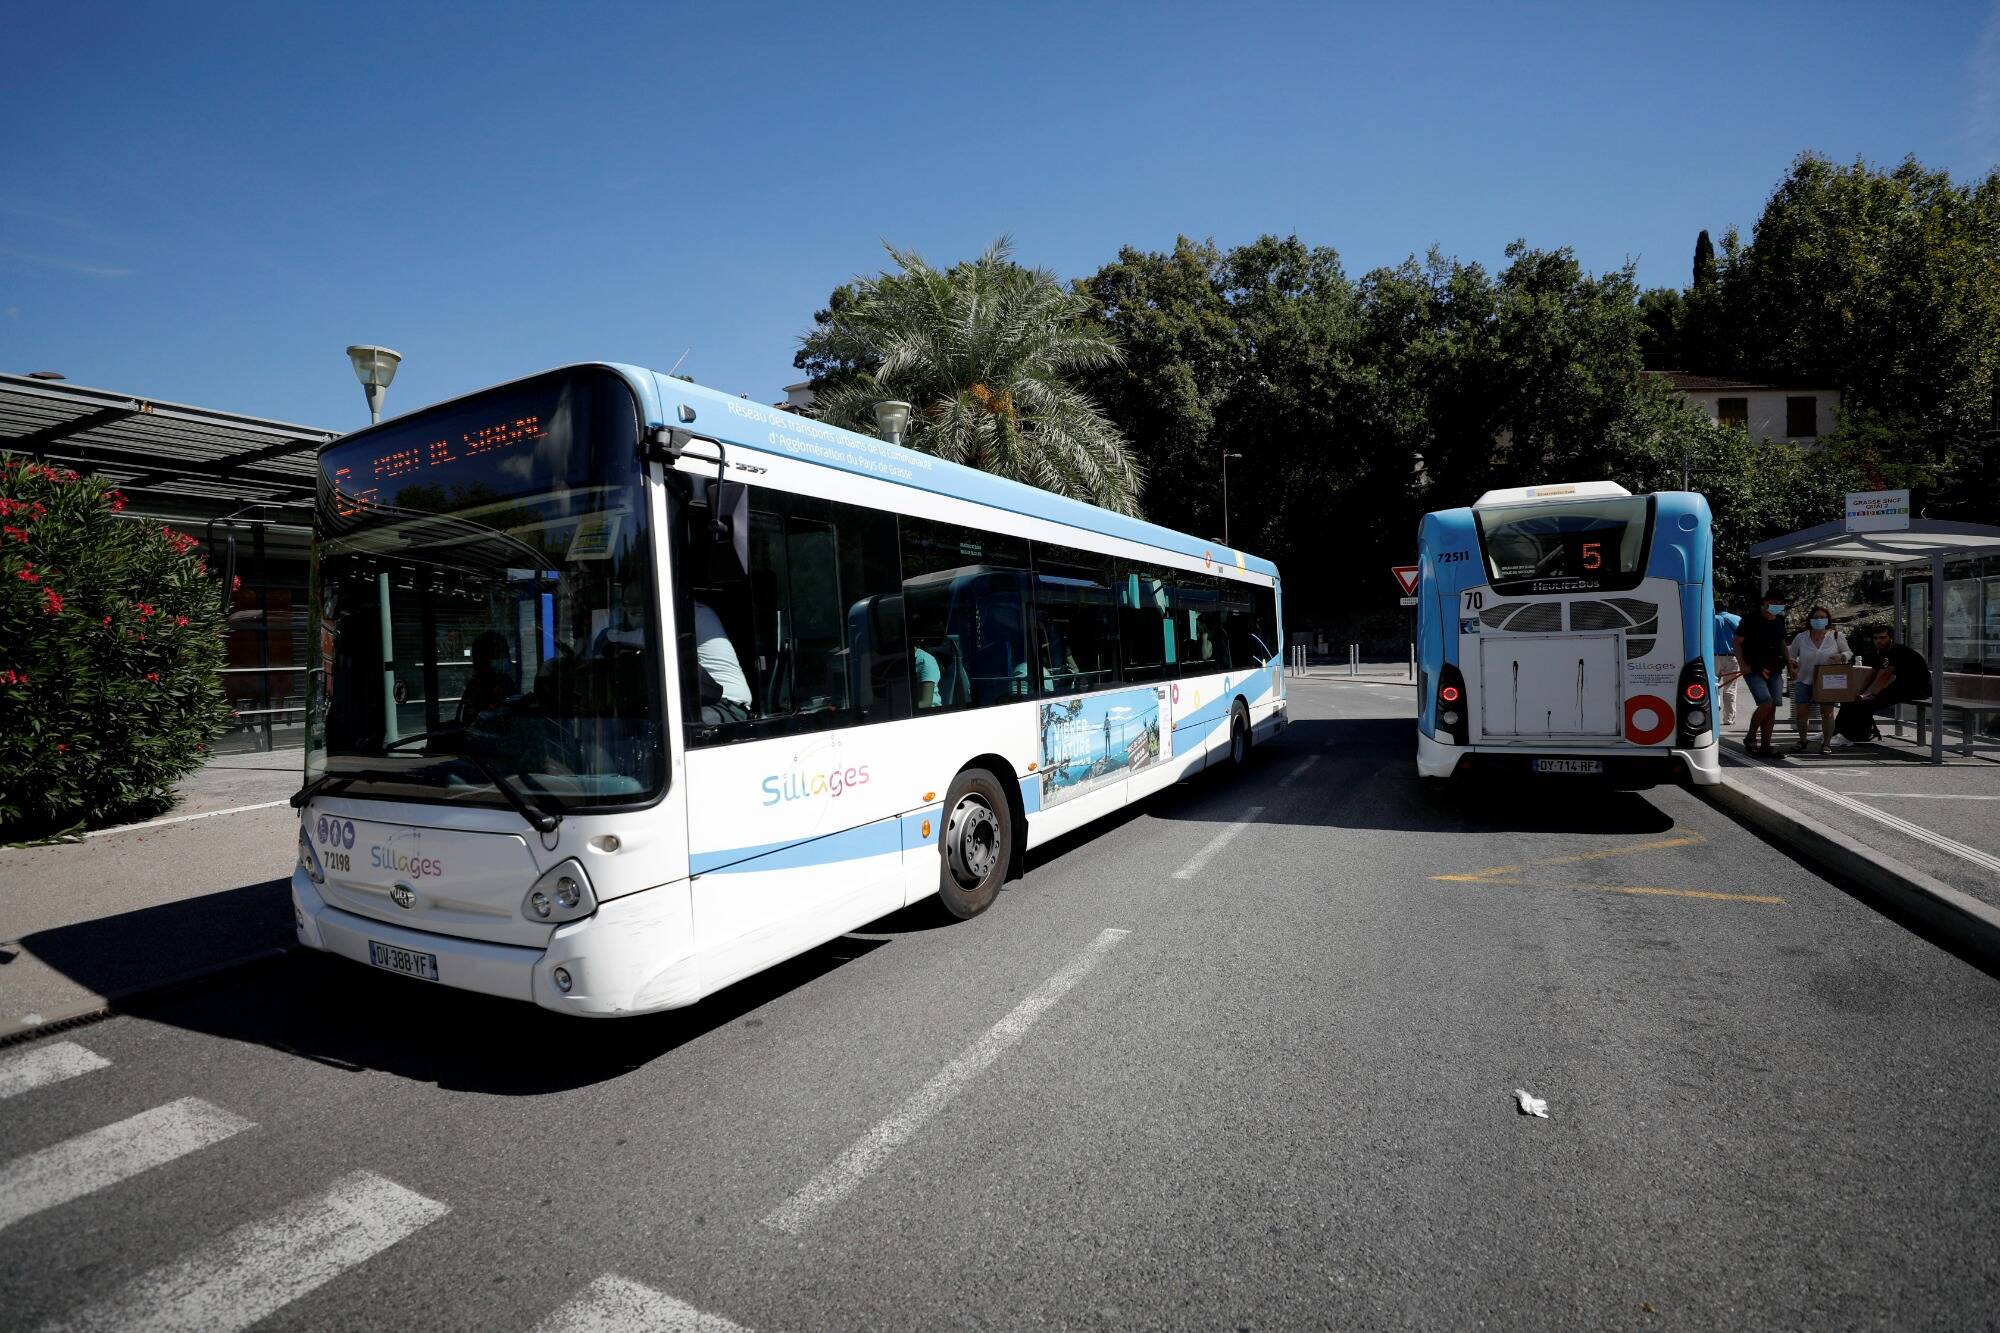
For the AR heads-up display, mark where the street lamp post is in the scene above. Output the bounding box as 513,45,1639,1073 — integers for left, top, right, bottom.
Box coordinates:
346,345,402,425
873,400,912,446
1221,451,1244,547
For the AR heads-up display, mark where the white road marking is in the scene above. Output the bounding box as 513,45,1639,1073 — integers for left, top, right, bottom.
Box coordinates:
1842,792,2000,801
1282,755,1320,785
0,1040,109,1101
1172,806,1266,880
762,927,1131,1235
44,1170,448,1333
1731,754,2000,877
534,1275,752,1333
83,800,290,839
0,1097,252,1232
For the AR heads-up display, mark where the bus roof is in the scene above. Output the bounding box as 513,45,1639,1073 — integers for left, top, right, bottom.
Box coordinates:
1472,481,1632,508
601,363,1278,580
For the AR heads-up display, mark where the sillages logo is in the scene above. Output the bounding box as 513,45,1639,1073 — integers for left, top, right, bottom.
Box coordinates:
370,845,444,881
761,763,871,807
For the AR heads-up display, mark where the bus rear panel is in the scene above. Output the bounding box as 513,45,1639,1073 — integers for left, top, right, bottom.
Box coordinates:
1416,482,1720,788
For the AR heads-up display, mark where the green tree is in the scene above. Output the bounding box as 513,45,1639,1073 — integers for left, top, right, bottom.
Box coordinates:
0,459,232,838
798,239,1143,514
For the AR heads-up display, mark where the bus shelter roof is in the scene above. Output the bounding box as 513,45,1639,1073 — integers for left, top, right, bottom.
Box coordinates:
0,372,336,506
1749,519,2000,569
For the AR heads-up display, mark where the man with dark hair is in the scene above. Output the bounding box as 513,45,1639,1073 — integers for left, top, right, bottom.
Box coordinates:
1832,624,1931,747
1735,596,1790,756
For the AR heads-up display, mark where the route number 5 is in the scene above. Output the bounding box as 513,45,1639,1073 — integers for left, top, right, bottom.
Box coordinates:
1581,541,1603,571
1462,590,1483,611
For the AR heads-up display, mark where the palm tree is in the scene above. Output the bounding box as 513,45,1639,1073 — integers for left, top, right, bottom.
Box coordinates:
801,238,1144,515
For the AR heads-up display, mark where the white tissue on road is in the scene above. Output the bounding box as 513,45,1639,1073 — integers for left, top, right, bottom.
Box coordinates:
1514,1089,1549,1118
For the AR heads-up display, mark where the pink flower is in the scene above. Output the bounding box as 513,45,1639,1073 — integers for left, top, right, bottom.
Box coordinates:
175,615,189,627
56,742,67,753
145,672,159,683
16,563,39,583
41,587,63,615
230,575,241,592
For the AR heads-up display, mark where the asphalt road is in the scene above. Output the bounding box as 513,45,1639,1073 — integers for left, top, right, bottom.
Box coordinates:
4,679,1997,1331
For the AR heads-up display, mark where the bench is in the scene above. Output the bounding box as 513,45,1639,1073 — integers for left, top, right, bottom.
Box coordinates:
1894,672,2000,756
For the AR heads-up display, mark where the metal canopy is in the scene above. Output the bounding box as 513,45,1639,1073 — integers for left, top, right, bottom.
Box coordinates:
1750,518,2000,763
0,373,337,505
1749,518,2000,567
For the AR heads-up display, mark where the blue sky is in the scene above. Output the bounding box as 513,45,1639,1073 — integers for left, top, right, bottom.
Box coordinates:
3,1,1996,431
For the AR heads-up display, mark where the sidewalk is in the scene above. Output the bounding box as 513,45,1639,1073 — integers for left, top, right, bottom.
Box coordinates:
0,749,302,1038
1698,708,2000,963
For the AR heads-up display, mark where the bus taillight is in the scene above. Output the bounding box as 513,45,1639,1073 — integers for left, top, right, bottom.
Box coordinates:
1435,664,1469,745
1684,681,1706,702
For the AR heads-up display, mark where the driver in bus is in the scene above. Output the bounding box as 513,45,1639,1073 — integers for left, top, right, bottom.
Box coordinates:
457,631,516,723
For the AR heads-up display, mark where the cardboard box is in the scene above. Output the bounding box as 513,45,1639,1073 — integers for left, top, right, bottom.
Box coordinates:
1812,664,1877,703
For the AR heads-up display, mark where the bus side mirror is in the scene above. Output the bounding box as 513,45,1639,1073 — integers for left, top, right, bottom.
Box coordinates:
707,480,749,577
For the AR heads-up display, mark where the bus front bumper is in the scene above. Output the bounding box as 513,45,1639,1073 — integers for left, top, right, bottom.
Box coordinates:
290,868,699,1017
1417,731,1722,787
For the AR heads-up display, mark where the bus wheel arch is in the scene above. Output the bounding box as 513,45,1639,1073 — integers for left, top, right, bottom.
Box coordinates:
935,758,1021,920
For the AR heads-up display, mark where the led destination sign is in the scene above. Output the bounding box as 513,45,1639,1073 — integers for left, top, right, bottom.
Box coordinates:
329,414,548,516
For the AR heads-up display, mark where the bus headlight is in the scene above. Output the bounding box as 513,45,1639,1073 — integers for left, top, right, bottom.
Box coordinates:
523,858,597,924
297,825,325,886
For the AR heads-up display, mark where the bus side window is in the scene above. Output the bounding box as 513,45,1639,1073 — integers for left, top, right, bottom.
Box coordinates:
900,517,1032,710
1115,565,1170,683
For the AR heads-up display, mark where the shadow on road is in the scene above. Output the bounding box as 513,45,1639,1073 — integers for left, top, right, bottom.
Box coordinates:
1139,716,1681,837
105,928,892,1096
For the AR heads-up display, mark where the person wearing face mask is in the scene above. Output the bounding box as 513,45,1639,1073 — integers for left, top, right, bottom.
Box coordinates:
1785,604,1848,754
1734,596,1789,756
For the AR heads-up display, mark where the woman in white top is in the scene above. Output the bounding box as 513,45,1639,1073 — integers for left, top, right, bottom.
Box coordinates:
1786,603,1849,754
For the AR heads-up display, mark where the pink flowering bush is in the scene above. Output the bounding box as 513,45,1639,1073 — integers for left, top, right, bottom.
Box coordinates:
0,455,232,836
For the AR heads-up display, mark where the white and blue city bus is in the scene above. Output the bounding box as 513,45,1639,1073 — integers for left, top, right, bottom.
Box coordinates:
1414,481,1720,787
292,364,1285,1015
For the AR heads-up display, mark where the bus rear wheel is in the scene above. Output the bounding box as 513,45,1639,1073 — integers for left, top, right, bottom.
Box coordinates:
1226,702,1251,768
937,767,1012,919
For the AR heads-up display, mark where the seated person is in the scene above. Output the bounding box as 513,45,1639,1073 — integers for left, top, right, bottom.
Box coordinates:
1832,624,1931,748
913,645,941,708
457,631,516,724
691,598,753,724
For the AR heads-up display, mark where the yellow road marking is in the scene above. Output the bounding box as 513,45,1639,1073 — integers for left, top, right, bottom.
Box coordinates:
1433,831,1707,882
1450,877,1784,906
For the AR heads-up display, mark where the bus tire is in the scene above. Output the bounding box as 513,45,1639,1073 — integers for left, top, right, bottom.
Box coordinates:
1226,701,1251,769
937,767,1012,920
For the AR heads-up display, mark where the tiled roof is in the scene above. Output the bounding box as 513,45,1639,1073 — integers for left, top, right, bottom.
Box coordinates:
1645,370,1837,394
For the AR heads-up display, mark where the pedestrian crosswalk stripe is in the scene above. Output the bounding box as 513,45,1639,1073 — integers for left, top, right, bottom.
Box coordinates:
0,1096,251,1233
0,1040,110,1101
533,1274,754,1332
41,1170,448,1333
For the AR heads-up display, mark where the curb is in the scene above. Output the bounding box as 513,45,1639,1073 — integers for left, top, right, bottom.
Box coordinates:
0,945,295,1049
1696,776,2000,963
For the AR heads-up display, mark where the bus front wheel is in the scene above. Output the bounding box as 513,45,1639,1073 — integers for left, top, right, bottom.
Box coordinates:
938,768,1013,919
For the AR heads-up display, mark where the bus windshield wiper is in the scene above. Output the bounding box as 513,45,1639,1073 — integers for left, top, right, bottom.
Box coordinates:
441,747,563,834
289,768,413,808
381,731,562,834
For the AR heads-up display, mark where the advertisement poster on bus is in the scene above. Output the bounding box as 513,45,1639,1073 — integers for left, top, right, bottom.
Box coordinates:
1038,688,1166,808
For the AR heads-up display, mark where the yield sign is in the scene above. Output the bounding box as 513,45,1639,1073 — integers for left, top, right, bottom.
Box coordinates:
1391,565,1420,597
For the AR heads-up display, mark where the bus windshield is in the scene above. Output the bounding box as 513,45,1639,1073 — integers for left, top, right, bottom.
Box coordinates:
1475,495,1652,595
305,367,664,811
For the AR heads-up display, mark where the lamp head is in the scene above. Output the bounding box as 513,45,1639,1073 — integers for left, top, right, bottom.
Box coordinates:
873,399,912,443
346,345,402,390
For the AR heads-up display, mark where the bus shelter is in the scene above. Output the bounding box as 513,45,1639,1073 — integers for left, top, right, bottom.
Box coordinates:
1751,519,2000,763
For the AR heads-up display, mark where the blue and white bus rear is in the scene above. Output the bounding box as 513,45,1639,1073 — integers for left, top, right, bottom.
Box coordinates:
1415,481,1720,788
